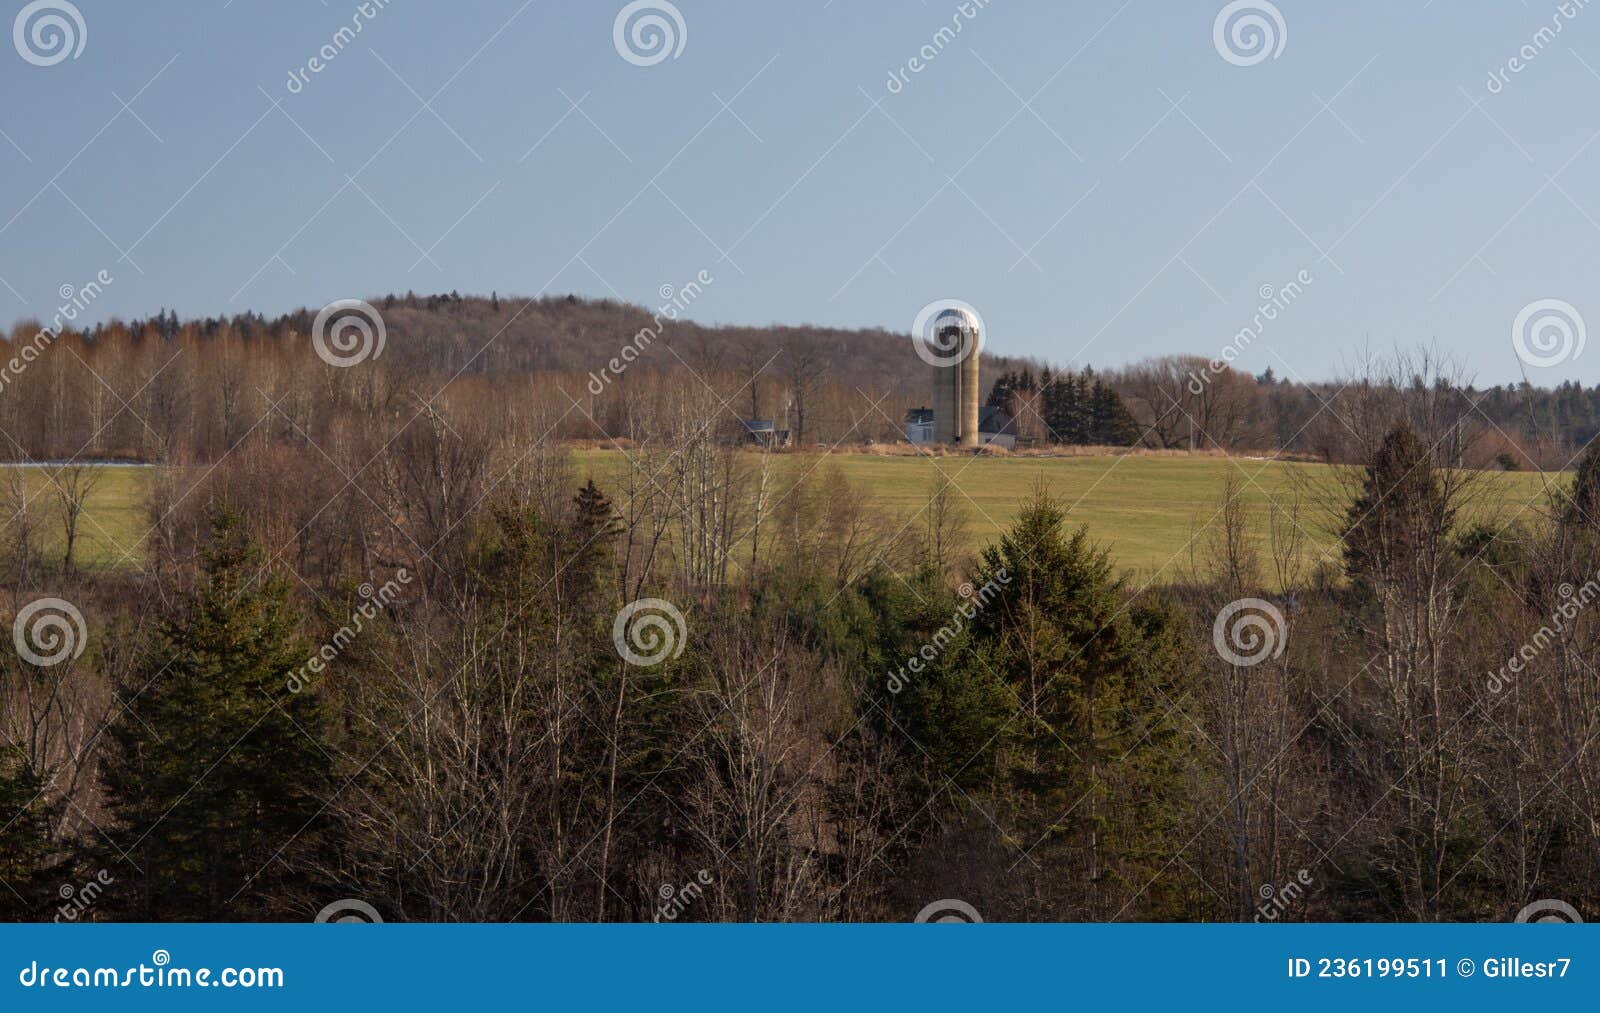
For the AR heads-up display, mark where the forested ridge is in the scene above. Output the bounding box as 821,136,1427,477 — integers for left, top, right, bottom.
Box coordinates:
5,292,1592,463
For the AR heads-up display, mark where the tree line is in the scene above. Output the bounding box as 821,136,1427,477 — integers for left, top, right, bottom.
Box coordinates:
4,294,1591,464
986,366,1140,446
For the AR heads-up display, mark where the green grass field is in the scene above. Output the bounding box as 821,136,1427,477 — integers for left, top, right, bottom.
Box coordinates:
573,450,1564,587
24,454,1566,584
3,465,150,570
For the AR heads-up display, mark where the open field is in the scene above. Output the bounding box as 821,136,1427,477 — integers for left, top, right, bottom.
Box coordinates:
2,464,150,571
24,454,1566,584
572,450,1565,587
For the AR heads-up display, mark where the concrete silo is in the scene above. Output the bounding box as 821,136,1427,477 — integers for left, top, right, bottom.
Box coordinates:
928,307,981,447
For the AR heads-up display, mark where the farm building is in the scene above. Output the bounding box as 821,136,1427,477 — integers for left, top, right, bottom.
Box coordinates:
904,406,1016,450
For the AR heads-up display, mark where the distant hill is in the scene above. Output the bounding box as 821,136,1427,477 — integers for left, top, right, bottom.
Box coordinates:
119,292,1041,403
0,292,1052,460
9,292,1598,465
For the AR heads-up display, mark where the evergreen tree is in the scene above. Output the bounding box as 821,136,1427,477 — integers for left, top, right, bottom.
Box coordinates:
967,483,1194,916
1342,420,1452,588
1070,371,1092,443
1561,439,1600,530
859,569,1011,784
569,478,624,591
1089,380,1140,446
1039,369,1064,443
0,745,57,919
99,510,328,920
987,370,1018,416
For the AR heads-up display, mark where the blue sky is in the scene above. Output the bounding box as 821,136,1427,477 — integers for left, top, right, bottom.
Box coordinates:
2,0,1598,384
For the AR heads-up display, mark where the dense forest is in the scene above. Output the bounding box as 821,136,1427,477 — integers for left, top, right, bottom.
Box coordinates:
1,297,1598,921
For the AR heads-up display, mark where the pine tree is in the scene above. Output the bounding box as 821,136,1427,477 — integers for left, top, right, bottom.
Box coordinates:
99,509,328,920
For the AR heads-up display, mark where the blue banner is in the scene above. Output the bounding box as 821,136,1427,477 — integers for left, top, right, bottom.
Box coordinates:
3,924,1593,1010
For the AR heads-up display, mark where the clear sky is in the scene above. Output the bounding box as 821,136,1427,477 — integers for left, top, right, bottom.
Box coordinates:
2,0,1598,384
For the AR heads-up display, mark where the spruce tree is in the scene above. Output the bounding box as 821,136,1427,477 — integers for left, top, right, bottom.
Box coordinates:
100,510,328,920
987,371,1017,415
1044,369,1090,445
1034,368,1054,442
1089,380,1140,445
967,483,1193,915
0,745,57,919
1071,371,1092,443
569,478,624,591
1341,421,1452,588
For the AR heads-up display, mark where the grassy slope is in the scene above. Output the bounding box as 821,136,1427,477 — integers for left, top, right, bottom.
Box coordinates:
571,450,1562,587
